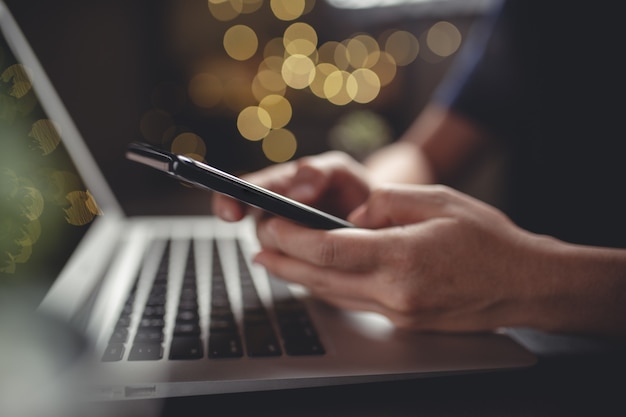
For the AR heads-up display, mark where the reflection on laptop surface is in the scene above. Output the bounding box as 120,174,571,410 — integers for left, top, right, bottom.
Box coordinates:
0,0,535,403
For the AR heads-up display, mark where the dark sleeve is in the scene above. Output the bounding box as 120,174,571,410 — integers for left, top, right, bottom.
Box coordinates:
433,0,539,141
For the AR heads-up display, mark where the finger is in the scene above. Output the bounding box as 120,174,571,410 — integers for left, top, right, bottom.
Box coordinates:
253,249,376,301
256,217,380,270
290,152,370,209
348,184,459,228
240,162,297,195
211,193,247,222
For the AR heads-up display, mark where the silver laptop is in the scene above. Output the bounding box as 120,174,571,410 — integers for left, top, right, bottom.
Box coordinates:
0,1,535,401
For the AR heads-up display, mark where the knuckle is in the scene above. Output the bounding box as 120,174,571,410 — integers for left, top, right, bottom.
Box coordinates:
389,291,421,316
314,235,338,267
427,184,453,204
368,186,396,206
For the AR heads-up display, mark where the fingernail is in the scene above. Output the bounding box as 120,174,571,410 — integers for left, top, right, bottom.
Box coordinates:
220,207,236,222
347,205,367,226
252,251,267,266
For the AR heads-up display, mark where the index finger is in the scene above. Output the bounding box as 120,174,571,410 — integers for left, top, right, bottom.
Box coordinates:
256,217,380,271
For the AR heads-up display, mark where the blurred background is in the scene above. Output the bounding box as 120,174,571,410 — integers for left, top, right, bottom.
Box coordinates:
5,0,497,216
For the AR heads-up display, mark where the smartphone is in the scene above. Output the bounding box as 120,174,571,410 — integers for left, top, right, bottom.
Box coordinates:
126,142,353,230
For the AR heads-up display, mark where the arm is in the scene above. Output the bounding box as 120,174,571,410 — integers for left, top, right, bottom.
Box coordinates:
253,185,626,341
363,104,492,185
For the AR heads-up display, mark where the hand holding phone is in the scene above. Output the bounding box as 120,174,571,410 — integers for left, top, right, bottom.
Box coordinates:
126,142,353,230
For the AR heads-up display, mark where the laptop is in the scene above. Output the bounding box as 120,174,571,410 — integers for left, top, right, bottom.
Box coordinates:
0,1,535,401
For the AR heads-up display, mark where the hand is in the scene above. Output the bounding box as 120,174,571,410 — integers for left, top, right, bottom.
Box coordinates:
211,151,372,222
253,184,546,333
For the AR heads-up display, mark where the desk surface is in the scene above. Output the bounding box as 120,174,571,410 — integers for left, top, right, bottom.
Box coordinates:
98,332,626,417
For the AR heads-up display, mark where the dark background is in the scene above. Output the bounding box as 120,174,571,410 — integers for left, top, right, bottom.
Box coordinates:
4,0,485,216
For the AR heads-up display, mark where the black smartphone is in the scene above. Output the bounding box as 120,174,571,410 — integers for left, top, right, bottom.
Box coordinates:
126,142,353,230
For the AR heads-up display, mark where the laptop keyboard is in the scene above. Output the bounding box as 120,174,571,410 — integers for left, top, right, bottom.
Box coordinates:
101,238,324,362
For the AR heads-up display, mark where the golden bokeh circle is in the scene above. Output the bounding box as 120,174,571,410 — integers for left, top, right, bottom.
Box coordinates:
270,0,306,21
427,21,462,57
347,68,381,104
223,25,258,61
384,30,419,66
281,54,316,89
262,128,297,162
237,106,272,141
208,0,243,21
171,132,207,160
283,22,318,57
324,70,352,106
259,94,292,129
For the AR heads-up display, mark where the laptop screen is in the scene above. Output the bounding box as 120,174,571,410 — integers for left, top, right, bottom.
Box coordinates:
0,32,98,306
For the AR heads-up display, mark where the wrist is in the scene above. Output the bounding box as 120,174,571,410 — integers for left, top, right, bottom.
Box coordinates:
515,232,626,340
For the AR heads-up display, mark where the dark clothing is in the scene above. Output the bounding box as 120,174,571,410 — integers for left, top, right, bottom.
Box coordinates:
436,0,626,248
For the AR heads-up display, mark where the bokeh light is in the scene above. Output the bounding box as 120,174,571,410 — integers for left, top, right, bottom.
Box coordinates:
283,22,318,57
384,30,419,66
237,106,272,140
281,54,316,89
171,132,207,161
347,68,380,103
151,0,464,164
370,51,397,86
1,64,32,98
328,110,393,159
427,21,462,57
20,186,44,222
310,62,339,99
208,0,243,22
270,0,306,21
223,25,258,61
264,37,287,59
241,0,263,14
16,220,41,251
346,34,380,69
29,120,61,156
324,70,352,106
252,69,287,101
262,128,297,162
47,171,82,206
259,95,292,129
64,190,99,226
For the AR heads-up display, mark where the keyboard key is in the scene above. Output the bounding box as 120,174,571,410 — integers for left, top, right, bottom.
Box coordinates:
128,343,163,361
169,337,203,360
280,323,325,356
109,327,129,343
102,343,125,362
174,323,201,335
269,274,326,356
134,329,164,344
244,322,282,357
208,332,243,358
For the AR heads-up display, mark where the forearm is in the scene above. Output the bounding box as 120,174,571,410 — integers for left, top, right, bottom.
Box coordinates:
364,104,490,186
519,233,626,341
364,141,435,184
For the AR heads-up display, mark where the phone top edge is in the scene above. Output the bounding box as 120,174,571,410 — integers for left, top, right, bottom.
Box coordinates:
126,142,174,173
